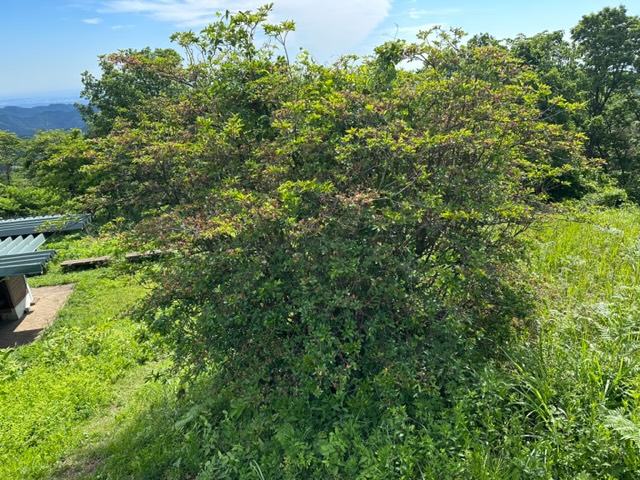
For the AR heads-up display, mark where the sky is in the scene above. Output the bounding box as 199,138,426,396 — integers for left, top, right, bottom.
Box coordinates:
1,0,638,104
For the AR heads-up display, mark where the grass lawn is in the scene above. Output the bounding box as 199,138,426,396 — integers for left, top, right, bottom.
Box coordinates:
0,232,162,480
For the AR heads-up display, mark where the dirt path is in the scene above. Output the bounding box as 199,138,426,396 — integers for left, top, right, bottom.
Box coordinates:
0,284,74,348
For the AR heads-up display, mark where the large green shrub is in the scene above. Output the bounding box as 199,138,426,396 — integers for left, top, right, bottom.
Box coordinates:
79,7,584,476
86,7,583,391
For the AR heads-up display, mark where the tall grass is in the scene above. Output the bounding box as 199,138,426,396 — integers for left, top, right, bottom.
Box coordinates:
502,206,640,477
0,236,153,480
529,207,640,306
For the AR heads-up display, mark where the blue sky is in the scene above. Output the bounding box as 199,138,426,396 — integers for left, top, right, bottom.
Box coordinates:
1,0,637,101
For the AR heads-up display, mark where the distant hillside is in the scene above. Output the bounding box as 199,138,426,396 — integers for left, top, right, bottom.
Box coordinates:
0,104,86,137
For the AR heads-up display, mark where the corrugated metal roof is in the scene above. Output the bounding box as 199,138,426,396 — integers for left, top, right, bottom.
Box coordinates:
0,214,89,277
0,234,47,256
0,250,55,276
0,214,90,239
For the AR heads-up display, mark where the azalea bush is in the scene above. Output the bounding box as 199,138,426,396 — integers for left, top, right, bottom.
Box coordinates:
78,6,586,477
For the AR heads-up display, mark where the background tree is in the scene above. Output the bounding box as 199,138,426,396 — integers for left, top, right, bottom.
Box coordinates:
571,5,640,199
0,129,72,216
509,30,580,116
508,31,590,200
22,129,92,207
571,6,640,128
0,130,22,185
77,47,185,137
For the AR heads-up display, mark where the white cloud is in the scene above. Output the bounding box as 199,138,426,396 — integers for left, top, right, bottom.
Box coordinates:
408,8,461,20
100,0,391,59
82,17,103,24
391,23,441,41
102,0,240,27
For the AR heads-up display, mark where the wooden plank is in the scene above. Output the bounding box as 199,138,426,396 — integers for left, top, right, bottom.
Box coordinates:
125,250,167,263
60,256,111,271
5,275,27,307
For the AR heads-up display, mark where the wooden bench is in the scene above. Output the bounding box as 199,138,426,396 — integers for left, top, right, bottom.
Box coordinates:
60,256,111,271
125,250,167,263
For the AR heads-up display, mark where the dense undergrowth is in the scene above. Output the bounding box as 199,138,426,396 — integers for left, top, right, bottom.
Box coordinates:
101,206,639,479
1,207,637,479
147,210,640,480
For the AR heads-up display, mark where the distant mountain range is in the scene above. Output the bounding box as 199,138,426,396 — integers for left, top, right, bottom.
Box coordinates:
0,104,86,137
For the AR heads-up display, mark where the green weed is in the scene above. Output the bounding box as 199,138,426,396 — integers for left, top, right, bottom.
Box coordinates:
0,265,151,480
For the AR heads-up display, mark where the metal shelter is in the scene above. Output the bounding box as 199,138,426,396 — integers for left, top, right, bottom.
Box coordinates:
0,214,90,321
0,214,88,238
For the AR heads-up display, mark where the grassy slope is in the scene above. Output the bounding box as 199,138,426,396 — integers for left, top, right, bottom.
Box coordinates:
3,208,640,478
0,234,157,480
531,207,640,305
519,207,640,476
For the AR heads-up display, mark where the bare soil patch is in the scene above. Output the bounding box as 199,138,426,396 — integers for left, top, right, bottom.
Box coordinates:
0,284,74,348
